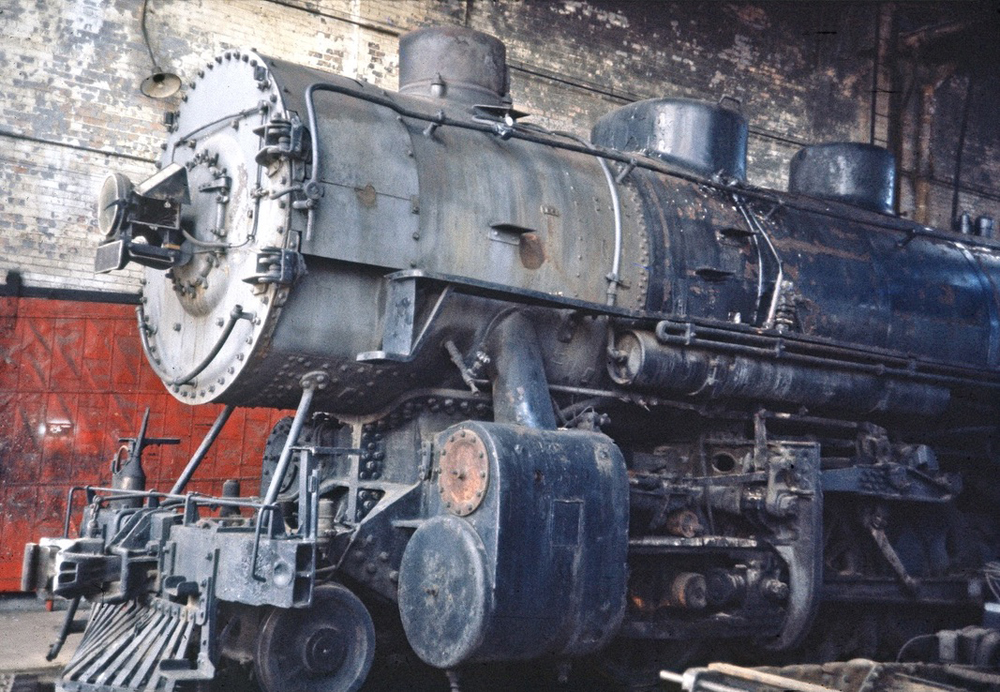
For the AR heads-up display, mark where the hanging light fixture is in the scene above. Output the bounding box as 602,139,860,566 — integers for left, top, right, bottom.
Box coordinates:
138,0,181,98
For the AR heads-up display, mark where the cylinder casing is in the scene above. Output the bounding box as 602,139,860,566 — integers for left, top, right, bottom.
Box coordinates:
397,422,629,667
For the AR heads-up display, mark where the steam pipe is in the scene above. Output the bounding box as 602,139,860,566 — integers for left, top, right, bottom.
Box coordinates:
485,312,557,429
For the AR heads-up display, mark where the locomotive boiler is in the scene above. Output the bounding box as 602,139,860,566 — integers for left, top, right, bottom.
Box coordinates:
22,26,1000,691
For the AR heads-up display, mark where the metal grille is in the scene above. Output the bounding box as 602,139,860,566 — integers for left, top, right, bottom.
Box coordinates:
60,599,198,691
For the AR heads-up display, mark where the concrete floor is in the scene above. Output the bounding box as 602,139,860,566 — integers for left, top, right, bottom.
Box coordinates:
0,596,82,691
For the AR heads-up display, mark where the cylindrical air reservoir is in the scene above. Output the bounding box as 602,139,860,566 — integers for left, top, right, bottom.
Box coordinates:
590,97,748,181
608,330,949,418
788,142,896,214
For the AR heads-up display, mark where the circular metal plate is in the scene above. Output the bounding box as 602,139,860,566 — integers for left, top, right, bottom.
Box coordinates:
397,515,490,668
438,428,489,516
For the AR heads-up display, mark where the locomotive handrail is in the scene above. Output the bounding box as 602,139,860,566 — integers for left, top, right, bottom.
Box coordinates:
653,320,1000,391
71,485,281,511
376,268,647,318
654,316,1000,383
734,193,784,328
135,303,254,387
548,129,624,306
300,81,1000,252
172,104,268,151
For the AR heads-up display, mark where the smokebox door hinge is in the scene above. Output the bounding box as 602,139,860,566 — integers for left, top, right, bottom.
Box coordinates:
241,248,305,286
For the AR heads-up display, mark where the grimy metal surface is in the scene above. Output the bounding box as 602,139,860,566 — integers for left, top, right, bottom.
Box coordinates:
112,38,1000,416
22,24,1000,692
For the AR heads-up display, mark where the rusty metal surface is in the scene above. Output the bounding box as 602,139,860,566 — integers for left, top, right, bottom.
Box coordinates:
437,428,489,516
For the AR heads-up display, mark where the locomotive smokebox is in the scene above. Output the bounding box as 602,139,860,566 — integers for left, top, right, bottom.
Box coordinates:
398,27,509,106
789,142,896,214
590,97,748,181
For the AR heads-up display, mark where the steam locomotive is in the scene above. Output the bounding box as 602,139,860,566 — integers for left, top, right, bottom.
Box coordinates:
22,26,1000,691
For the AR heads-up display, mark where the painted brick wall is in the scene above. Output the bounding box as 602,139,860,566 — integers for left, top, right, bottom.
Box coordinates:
0,294,289,591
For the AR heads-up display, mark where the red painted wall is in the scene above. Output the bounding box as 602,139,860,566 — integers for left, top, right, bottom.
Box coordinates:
0,296,288,591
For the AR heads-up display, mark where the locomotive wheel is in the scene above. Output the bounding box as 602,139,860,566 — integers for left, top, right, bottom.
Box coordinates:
254,584,376,692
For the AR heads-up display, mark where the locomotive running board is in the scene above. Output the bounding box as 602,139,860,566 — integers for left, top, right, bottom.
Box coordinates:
357,268,649,363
